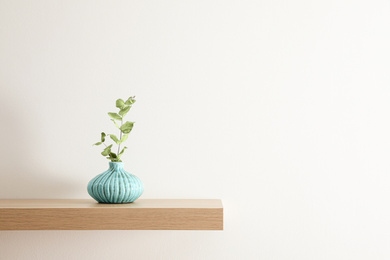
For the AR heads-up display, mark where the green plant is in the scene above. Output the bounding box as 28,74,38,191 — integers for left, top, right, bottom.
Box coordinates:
93,96,136,162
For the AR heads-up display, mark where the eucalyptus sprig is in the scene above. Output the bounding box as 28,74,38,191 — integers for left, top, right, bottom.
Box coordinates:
93,96,136,162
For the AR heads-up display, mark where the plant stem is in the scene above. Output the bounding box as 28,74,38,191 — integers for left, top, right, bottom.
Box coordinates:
117,119,123,155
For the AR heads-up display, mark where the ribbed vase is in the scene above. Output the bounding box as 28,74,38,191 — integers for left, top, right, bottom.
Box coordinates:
87,162,143,203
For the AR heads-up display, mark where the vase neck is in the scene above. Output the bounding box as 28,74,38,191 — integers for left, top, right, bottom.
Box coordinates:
109,162,124,170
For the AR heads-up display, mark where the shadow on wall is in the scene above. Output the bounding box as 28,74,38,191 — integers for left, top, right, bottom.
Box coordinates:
0,89,79,199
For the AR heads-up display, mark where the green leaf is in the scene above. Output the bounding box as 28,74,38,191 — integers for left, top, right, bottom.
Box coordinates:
118,147,127,158
116,99,125,109
111,119,120,129
120,121,134,134
125,96,136,105
101,145,112,156
119,106,130,117
110,134,120,144
109,152,117,158
93,142,102,146
119,134,128,144
101,132,106,142
108,112,122,120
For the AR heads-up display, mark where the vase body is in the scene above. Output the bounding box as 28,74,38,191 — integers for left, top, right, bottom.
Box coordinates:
87,162,143,203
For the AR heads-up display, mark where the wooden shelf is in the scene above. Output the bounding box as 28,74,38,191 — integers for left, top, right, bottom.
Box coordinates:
0,199,223,230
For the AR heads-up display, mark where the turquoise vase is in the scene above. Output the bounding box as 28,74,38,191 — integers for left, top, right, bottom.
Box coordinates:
87,162,143,203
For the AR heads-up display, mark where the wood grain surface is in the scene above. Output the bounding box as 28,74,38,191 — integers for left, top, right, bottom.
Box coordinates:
0,199,223,230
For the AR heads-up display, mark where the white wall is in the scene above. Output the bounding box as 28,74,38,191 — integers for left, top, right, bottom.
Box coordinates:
1,0,390,259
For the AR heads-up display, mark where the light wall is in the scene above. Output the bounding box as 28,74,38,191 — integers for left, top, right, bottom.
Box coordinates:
1,0,390,259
